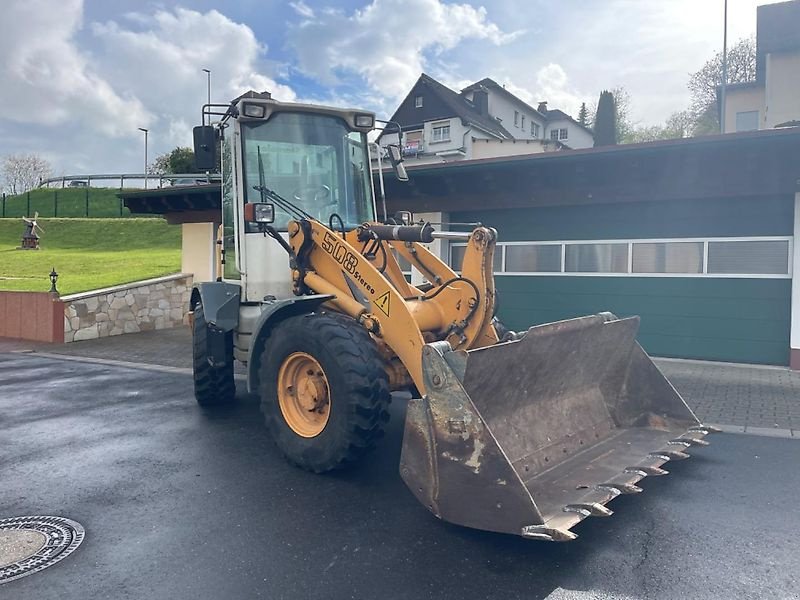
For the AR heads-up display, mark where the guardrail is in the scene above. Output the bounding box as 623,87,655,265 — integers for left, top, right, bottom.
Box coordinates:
0,173,220,218
38,172,220,189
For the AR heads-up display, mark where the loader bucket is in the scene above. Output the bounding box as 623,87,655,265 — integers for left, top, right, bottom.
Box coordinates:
400,313,718,541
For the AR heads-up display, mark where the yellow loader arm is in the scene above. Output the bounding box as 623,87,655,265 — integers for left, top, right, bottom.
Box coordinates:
285,218,499,394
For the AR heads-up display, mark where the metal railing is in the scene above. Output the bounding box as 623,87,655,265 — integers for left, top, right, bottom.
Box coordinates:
0,173,220,218
38,172,220,189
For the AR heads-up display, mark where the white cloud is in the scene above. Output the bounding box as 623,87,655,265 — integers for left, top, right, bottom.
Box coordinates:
0,2,295,173
289,1,315,19
90,7,296,149
289,0,518,109
0,0,150,138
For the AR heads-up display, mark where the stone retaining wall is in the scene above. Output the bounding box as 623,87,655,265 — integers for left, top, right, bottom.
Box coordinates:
62,273,192,342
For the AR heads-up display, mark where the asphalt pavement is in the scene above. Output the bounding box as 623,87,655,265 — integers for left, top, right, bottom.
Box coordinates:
1,352,799,599
16,326,800,434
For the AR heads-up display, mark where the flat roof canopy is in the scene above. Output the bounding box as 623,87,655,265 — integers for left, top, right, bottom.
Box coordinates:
120,127,800,223
120,183,222,224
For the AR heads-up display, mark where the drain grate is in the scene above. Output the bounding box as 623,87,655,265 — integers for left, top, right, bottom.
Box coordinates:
0,516,85,585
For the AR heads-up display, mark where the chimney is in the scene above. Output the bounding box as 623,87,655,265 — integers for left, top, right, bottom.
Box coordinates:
473,87,489,116
537,101,548,114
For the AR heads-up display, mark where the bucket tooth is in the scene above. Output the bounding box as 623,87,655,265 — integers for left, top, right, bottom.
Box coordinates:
667,440,693,448
659,449,691,460
690,424,722,434
564,503,613,517
675,437,710,447
628,465,669,476
649,453,672,461
596,482,643,495
521,525,578,542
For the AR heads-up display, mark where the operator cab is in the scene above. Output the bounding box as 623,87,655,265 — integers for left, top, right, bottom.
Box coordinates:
194,94,392,302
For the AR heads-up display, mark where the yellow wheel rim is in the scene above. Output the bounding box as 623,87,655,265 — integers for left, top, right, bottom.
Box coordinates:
277,352,331,438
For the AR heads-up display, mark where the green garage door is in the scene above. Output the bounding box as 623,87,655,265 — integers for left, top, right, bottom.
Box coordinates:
451,196,793,366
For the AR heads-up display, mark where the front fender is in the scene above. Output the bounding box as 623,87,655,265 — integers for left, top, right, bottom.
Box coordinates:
191,282,241,368
246,294,333,394
191,281,241,331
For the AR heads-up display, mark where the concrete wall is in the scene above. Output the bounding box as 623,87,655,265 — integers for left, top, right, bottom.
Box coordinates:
724,86,765,132
766,52,800,128
0,292,64,343
62,273,192,342
182,222,216,282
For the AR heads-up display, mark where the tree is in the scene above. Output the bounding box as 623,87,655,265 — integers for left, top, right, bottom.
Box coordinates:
688,36,756,134
593,91,617,147
625,110,695,144
150,147,197,175
610,87,634,144
1,153,52,194
577,102,589,127
588,86,633,143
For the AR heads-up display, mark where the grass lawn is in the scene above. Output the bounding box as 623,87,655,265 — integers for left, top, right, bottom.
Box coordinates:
0,188,143,218
0,218,181,294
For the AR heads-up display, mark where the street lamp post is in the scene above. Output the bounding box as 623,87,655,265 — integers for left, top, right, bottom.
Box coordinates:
138,127,149,189
720,0,728,134
202,68,211,106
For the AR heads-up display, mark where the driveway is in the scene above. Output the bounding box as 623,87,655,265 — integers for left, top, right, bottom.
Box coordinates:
1,353,798,599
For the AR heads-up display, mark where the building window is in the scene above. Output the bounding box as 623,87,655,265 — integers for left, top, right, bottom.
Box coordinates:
415,95,423,108
521,115,525,130
550,129,559,140
514,111,519,127
632,242,704,273
565,243,628,273
707,240,789,274
450,237,791,278
559,128,568,140
531,122,540,138
735,110,759,132
505,244,561,272
431,121,451,142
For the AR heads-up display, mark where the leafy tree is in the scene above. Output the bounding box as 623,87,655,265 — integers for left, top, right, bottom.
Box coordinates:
1,153,51,194
688,36,756,134
588,86,633,143
150,147,197,175
577,102,589,127
593,91,617,147
625,110,695,144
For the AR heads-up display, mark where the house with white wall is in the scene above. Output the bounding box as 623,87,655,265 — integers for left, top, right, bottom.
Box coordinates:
722,0,800,132
378,74,593,165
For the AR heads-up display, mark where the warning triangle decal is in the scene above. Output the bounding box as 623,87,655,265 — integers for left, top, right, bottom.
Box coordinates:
374,291,391,317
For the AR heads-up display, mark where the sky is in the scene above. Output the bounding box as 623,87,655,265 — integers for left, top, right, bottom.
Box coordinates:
0,0,780,177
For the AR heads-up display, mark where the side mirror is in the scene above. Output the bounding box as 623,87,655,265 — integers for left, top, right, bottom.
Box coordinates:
193,126,217,171
386,144,409,182
243,203,275,225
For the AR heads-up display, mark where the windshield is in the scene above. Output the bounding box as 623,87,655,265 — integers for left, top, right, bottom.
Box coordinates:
241,112,375,230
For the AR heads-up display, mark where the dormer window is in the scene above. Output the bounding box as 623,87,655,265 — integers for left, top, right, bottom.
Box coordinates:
415,95,423,108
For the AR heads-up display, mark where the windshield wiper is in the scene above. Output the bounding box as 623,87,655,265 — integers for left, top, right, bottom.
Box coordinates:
252,146,316,221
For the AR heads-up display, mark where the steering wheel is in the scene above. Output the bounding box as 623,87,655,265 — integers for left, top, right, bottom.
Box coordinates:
293,184,332,205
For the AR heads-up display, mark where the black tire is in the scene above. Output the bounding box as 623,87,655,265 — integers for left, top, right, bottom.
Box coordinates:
259,312,391,473
192,301,236,407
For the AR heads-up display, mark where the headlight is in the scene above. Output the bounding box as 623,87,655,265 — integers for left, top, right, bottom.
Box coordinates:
354,114,374,128
242,103,266,118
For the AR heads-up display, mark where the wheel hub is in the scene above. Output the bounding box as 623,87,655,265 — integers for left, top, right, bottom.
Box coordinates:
277,352,331,437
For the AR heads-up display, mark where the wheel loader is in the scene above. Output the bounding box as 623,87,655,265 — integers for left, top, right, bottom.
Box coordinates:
189,91,718,542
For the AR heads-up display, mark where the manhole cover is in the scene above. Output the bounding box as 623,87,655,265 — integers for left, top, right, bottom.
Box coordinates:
0,516,85,584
